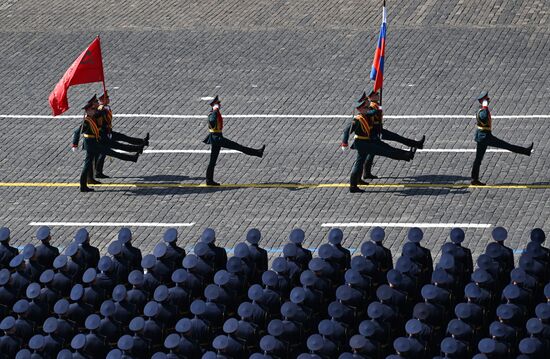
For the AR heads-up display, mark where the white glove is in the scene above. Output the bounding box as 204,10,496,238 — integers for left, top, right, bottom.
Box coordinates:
341,145,349,152
71,146,77,152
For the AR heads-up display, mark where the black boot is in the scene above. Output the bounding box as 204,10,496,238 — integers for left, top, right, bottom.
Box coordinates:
471,179,486,186
349,186,365,193
357,179,369,186
96,173,110,179
132,154,139,162
258,145,266,158
526,142,533,156
80,186,95,193
87,178,102,185
363,173,378,180
144,133,150,147
408,147,416,161
206,166,219,186
417,135,426,149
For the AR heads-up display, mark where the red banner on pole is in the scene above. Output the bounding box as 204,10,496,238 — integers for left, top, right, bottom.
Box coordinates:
48,37,105,116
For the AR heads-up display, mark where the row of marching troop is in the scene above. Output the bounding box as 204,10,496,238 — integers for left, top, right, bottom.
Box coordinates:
0,224,548,358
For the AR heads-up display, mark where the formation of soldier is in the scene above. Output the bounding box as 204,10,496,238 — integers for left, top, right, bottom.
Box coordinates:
0,224,548,358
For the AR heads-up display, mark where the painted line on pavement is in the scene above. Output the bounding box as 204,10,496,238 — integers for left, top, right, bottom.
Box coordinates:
1,182,549,189
28,222,195,227
143,148,513,154
144,149,240,154
1,114,549,120
321,222,492,228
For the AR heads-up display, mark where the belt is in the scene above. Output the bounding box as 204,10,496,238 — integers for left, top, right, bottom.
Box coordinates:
83,134,98,138
354,135,371,140
208,129,222,133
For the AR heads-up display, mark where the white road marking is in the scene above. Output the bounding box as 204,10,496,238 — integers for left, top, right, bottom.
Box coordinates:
29,222,195,227
142,148,515,154
321,222,492,228
144,149,240,154
0,114,549,119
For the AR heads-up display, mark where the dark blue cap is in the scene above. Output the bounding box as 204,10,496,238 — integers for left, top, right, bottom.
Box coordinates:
118,335,134,351
129,316,145,332
405,319,423,335
238,302,254,319
226,257,243,273
82,268,97,284
502,284,521,301
376,285,393,301
432,269,452,286
118,228,132,244
201,228,216,243
154,285,169,302
71,284,85,301
153,243,167,258
402,242,419,258
510,268,527,284
0,316,15,330
477,91,489,101
309,258,325,272
268,319,284,336
497,304,517,320
112,284,127,302
39,269,54,284
13,299,29,314
349,334,368,351
172,268,189,284
106,349,123,359
283,243,298,257
246,228,261,244
280,302,298,319
144,301,160,317
448,319,470,337
318,319,335,336
164,333,180,350
53,254,69,269
98,256,113,272
9,254,24,268
182,254,198,270
318,244,335,259
71,333,86,350
204,284,222,301
519,338,541,355
492,226,507,242
421,284,438,301
223,318,239,334
272,257,288,273
213,335,230,350
85,313,101,330
194,242,211,257
345,268,363,286
455,303,474,320
407,227,423,243
329,301,347,321
438,254,455,270
100,300,116,317
36,226,51,241
54,298,69,315
29,334,45,350
163,228,178,243
471,269,492,285
0,268,10,285
489,321,508,338
108,241,122,256
328,228,343,245
190,299,206,316
64,242,78,257
234,243,250,258
152,352,168,359
394,337,411,353
544,283,550,299
248,284,264,301
307,334,324,351
141,254,156,269
0,227,10,242
128,270,144,286
531,228,546,243
526,318,544,335
367,302,385,319
413,303,430,321
22,244,36,260
486,242,504,259
536,303,550,320
441,242,457,256
262,270,279,287
260,335,279,352
57,349,73,359
213,269,229,286
370,227,385,242
395,256,413,273
26,282,41,299
176,318,192,333
441,337,460,354
290,287,306,304
450,228,465,243
74,228,89,244
289,228,305,244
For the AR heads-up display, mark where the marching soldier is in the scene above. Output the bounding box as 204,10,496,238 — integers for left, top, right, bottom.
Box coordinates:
72,96,140,192
341,92,415,193
95,92,150,178
203,96,265,185
471,91,533,185
362,90,425,179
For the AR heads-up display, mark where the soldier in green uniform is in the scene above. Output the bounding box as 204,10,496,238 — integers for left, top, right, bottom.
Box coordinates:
362,91,425,179
471,91,533,186
72,96,140,192
203,96,265,186
341,92,415,193
95,92,149,178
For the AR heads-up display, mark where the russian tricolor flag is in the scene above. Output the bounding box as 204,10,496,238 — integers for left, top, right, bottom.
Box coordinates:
370,5,387,92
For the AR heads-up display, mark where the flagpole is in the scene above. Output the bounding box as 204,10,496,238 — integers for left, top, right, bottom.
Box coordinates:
380,0,386,106
97,35,107,95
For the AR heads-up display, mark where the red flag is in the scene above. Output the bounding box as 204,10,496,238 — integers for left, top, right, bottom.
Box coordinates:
48,37,105,116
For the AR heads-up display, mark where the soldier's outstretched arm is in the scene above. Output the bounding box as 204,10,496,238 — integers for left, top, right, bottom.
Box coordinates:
341,122,355,148
71,127,82,149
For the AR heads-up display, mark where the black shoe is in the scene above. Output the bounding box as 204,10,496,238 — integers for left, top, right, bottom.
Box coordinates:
259,145,266,158
137,146,144,155
96,173,110,179
349,186,365,193
526,142,533,156
144,133,150,147
409,147,416,161
471,180,486,186
418,135,426,149
80,187,95,192
132,154,139,162
87,179,102,185
357,179,369,186
206,181,221,186
363,173,378,180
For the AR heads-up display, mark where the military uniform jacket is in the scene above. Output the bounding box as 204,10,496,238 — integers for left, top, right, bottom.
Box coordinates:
72,115,102,148
475,107,492,142
342,112,376,148
97,105,113,138
368,101,383,140
203,109,224,144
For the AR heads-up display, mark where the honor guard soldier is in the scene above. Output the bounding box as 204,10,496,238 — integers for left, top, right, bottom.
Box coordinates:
0,227,18,268
370,226,394,275
35,226,59,270
72,96,140,192
487,227,515,276
288,228,313,269
95,92,149,178
201,228,227,272
341,92,415,193
246,228,269,279
118,228,143,272
362,90,425,179
74,228,100,269
162,228,186,272
203,96,265,185
471,91,533,185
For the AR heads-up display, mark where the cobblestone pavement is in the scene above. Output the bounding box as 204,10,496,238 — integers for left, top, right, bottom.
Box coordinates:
0,0,548,260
